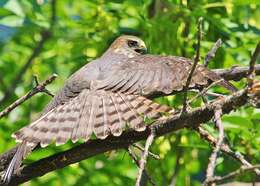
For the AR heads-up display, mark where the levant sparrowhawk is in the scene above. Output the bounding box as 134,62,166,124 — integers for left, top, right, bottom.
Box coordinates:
2,35,236,183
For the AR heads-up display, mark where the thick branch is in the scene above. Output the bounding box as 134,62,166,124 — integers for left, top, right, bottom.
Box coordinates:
2,89,249,185
0,64,256,173
213,65,260,81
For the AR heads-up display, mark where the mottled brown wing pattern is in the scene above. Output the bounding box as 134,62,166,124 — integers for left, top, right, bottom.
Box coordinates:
95,57,174,95
12,89,171,148
95,55,236,95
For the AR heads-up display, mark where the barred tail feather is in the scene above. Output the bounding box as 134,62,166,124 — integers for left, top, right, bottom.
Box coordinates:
12,90,172,148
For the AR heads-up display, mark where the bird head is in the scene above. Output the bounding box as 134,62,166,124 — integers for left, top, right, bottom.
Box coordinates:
108,35,147,58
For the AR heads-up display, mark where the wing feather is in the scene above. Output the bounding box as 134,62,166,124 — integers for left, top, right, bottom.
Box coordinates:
141,70,155,90
120,70,143,93
112,71,135,92
94,55,236,95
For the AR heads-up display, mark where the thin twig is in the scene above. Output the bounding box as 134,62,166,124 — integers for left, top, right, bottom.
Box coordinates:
204,39,222,67
127,147,156,186
132,144,160,160
135,127,156,186
0,0,57,106
204,106,224,185
195,127,260,175
189,90,224,98
182,17,203,113
188,80,224,104
247,42,260,87
207,164,260,185
0,74,57,119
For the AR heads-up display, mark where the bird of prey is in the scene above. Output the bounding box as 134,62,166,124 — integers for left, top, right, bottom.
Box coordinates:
2,35,236,183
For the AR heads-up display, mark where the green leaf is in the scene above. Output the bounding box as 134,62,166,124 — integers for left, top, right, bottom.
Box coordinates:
0,15,24,27
0,7,14,17
223,115,253,128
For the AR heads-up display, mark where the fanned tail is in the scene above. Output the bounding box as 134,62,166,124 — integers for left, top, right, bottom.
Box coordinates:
11,90,173,148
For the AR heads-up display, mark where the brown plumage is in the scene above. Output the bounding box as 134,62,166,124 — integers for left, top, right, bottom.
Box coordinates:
13,90,170,148
2,35,236,183
95,55,237,95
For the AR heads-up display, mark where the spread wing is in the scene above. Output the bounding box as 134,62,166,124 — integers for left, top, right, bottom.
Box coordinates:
95,55,236,95
12,55,235,148
13,89,171,147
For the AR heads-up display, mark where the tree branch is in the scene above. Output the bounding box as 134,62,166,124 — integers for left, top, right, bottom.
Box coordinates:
135,127,155,186
182,17,203,113
195,127,260,175
0,64,257,172
127,147,156,186
0,74,57,119
188,80,224,104
1,88,250,185
247,42,260,87
213,65,260,81
204,106,224,185
143,64,260,100
204,39,222,67
132,144,160,160
0,0,57,106
207,164,260,185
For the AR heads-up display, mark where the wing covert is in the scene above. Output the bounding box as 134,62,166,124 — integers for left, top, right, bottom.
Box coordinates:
94,55,222,95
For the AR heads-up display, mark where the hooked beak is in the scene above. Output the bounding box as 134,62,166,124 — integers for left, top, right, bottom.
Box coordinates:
135,42,147,54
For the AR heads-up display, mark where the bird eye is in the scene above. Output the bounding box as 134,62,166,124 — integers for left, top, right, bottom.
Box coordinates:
127,40,138,48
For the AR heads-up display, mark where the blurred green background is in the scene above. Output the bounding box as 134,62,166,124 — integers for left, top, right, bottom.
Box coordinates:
0,0,259,185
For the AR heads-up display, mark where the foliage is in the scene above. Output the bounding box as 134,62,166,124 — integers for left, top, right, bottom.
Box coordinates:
0,0,259,185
